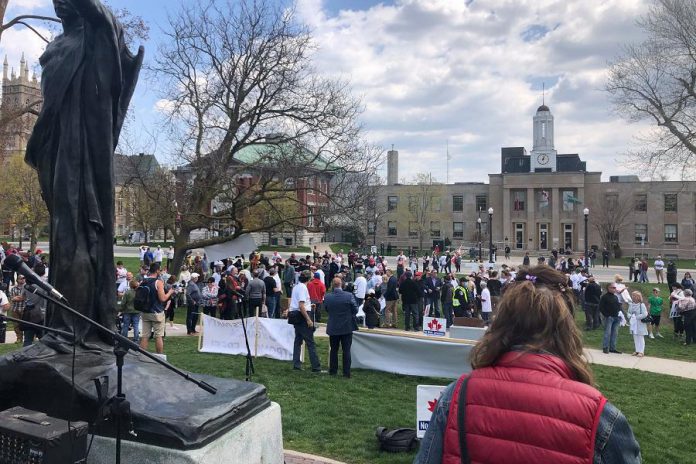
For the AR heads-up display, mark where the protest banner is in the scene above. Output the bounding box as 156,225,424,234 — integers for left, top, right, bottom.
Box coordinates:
199,314,299,362
417,385,447,438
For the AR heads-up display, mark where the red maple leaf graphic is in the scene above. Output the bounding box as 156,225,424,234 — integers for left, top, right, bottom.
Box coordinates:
427,398,438,412
427,319,442,331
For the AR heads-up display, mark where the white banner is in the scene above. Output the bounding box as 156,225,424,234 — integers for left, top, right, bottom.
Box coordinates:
417,385,447,438
199,315,298,362
351,331,472,378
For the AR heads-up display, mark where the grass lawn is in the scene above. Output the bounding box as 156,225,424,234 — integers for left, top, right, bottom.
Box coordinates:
328,243,354,254
1,337,694,463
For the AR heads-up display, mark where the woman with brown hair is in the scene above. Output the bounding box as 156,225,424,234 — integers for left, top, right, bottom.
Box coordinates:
415,266,640,464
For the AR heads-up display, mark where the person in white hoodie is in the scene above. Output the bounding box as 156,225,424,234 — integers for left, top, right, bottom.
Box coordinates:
627,291,649,357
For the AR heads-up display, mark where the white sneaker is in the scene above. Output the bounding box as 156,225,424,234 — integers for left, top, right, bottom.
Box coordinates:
656,333,664,338
649,334,655,339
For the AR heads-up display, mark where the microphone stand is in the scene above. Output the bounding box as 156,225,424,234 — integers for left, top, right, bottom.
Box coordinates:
235,293,255,382
26,290,217,464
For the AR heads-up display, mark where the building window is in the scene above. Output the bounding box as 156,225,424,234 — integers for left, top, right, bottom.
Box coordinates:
664,194,678,212
387,196,398,211
562,190,577,212
453,222,464,238
453,195,463,212
665,224,678,243
512,190,526,211
475,195,487,212
388,221,397,236
430,221,441,238
634,224,648,244
284,237,293,246
537,190,551,211
605,193,618,209
307,206,314,227
409,221,418,238
432,196,441,212
408,196,417,214
367,221,376,234
634,194,647,212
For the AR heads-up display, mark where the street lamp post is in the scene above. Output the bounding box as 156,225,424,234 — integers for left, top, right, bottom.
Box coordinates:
583,208,589,270
477,218,482,263
488,207,494,263
212,206,218,238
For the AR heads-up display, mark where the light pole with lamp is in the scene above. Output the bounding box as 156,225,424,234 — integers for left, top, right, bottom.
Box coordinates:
477,217,482,263
212,205,218,237
583,208,589,269
488,207,494,263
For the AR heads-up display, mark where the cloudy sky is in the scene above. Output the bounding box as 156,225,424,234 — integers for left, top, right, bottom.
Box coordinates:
1,0,653,182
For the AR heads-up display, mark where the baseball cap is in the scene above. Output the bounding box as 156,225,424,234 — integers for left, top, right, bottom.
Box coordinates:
314,272,321,279
191,273,200,278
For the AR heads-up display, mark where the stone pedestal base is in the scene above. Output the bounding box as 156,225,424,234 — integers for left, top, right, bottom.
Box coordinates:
88,402,283,464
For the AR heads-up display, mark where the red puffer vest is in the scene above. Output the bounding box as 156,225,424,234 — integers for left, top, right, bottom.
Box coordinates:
442,352,606,464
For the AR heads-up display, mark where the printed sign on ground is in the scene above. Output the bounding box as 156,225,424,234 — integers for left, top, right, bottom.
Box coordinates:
417,385,447,439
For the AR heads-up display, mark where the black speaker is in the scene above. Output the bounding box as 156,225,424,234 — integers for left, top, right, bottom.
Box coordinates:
0,407,88,464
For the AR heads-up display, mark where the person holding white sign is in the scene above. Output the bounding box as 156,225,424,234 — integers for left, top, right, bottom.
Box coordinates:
415,266,640,464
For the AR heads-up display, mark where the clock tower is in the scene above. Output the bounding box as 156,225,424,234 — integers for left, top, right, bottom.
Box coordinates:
530,103,557,172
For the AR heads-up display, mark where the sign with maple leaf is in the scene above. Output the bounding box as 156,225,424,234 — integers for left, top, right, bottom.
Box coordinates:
423,317,447,337
417,385,447,438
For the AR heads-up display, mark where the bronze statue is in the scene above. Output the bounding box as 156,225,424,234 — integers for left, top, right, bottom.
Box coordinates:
26,0,143,345
0,0,270,449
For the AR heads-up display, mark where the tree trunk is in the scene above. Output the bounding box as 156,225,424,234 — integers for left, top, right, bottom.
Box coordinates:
170,229,193,276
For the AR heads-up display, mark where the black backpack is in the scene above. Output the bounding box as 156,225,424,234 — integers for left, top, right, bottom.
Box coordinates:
375,427,418,453
134,278,155,313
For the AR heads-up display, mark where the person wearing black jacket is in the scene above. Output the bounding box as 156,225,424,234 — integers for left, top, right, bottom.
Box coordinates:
583,276,602,330
599,283,623,354
384,270,399,328
487,271,502,313
415,272,426,330
424,270,442,318
399,271,421,331
440,277,454,328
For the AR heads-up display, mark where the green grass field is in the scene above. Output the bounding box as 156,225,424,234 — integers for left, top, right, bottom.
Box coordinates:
0,337,692,464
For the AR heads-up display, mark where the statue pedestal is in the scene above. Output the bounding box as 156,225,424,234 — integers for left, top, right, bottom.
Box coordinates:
88,402,283,464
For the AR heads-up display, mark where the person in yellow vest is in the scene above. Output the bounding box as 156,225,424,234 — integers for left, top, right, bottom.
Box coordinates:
453,277,471,317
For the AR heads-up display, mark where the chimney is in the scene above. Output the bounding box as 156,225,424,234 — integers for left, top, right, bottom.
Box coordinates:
387,148,399,185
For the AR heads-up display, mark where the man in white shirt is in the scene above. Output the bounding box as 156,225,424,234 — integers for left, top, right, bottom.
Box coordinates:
289,271,321,372
480,281,492,324
117,272,134,297
153,246,163,265
0,289,9,315
116,261,128,286
654,256,665,284
354,270,367,306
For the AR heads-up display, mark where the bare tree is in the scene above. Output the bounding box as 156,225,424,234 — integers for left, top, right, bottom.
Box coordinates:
149,0,381,272
395,173,444,252
589,193,634,257
606,0,696,179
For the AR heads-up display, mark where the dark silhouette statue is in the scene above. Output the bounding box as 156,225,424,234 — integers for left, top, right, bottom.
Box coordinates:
0,0,269,449
26,0,142,346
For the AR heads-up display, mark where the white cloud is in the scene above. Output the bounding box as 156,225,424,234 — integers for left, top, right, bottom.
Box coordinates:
297,0,653,182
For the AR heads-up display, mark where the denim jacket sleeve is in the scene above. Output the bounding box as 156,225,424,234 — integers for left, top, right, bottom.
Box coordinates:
413,381,457,464
594,401,641,464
